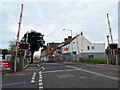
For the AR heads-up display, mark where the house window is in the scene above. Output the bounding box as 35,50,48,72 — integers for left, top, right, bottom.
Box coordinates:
88,54,94,59
91,46,94,49
73,42,75,44
87,46,90,50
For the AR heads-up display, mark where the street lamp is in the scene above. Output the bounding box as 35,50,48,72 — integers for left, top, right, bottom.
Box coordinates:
63,29,72,37
63,29,73,61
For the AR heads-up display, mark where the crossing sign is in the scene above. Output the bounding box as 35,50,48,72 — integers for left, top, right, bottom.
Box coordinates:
18,42,30,50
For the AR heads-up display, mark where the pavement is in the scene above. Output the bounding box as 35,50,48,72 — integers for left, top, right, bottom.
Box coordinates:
2,62,120,89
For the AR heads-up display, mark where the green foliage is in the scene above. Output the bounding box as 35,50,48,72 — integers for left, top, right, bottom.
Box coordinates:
17,50,25,57
2,49,10,54
21,30,45,63
21,31,45,52
80,59,111,64
115,48,120,55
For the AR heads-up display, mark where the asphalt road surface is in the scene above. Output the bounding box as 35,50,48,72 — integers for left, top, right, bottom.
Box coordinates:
2,62,120,90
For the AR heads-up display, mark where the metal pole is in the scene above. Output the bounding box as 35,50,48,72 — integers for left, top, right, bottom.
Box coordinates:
14,4,23,72
106,35,109,65
63,29,73,62
76,33,80,63
70,30,73,62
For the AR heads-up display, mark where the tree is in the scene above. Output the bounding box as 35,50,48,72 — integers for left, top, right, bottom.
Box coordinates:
2,49,10,59
21,30,45,63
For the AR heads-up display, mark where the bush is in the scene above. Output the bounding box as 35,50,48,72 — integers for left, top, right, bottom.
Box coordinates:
80,59,111,64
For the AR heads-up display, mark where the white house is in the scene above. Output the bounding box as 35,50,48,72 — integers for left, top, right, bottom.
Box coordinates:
61,32,106,61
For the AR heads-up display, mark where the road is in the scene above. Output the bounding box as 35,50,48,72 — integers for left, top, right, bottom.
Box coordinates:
2,62,119,90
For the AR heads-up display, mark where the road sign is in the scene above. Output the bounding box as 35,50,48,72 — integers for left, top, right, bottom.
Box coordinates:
0,60,10,70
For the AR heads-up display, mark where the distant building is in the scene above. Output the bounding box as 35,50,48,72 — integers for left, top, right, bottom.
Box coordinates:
40,32,106,62
40,42,62,62
61,32,106,61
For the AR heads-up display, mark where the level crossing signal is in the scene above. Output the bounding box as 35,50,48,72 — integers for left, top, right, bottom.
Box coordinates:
109,43,118,50
18,42,30,50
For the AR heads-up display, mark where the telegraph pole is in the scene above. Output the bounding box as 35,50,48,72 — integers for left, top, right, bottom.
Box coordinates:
13,4,23,72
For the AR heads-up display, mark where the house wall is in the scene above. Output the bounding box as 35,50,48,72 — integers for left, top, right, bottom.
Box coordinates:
61,34,106,60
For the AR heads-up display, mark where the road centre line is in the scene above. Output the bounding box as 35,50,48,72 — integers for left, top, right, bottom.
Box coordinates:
66,65,120,81
42,69,78,73
39,71,43,89
31,72,36,83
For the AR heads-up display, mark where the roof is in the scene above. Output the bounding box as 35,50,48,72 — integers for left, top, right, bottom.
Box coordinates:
61,34,80,47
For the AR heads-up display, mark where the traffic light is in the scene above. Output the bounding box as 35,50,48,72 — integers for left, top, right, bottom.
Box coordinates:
109,43,118,50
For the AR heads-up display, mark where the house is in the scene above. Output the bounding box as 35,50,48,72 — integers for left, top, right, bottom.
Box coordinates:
61,32,106,61
40,42,62,62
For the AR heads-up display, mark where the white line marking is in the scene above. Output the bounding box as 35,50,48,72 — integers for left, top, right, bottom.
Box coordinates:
2,82,27,86
23,64,29,69
39,71,42,74
39,86,43,89
31,80,35,83
42,69,77,73
39,79,42,82
66,65,120,81
31,72,36,83
39,71,43,89
39,76,42,79
37,64,40,68
39,83,43,86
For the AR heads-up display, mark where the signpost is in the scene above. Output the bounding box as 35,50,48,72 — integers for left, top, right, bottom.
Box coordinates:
0,60,10,70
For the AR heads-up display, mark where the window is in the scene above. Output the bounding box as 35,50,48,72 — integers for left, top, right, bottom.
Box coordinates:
73,42,75,44
91,46,94,49
87,46,90,50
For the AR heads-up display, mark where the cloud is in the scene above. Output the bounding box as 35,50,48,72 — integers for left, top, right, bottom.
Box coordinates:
1,2,118,50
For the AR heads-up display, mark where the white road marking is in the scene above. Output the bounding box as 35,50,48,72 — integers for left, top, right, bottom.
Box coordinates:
2,82,27,86
66,65,120,81
31,80,34,83
39,71,42,74
37,64,40,68
23,64,29,69
39,76,42,79
39,71,43,90
31,73,36,83
39,79,42,82
42,69,77,73
80,77,85,79
39,83,43,86
39,86,43,89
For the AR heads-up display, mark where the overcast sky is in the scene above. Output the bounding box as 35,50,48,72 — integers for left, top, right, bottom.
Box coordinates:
0,0,119,55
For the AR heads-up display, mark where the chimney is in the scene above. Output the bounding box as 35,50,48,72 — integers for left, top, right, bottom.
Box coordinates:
64,38,68,42
81,31,83,35
68,36,72,39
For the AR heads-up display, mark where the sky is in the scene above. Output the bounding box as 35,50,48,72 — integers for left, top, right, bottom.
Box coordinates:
0,0,119,55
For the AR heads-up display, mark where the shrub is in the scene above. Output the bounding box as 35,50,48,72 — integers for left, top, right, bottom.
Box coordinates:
80,59,111,64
